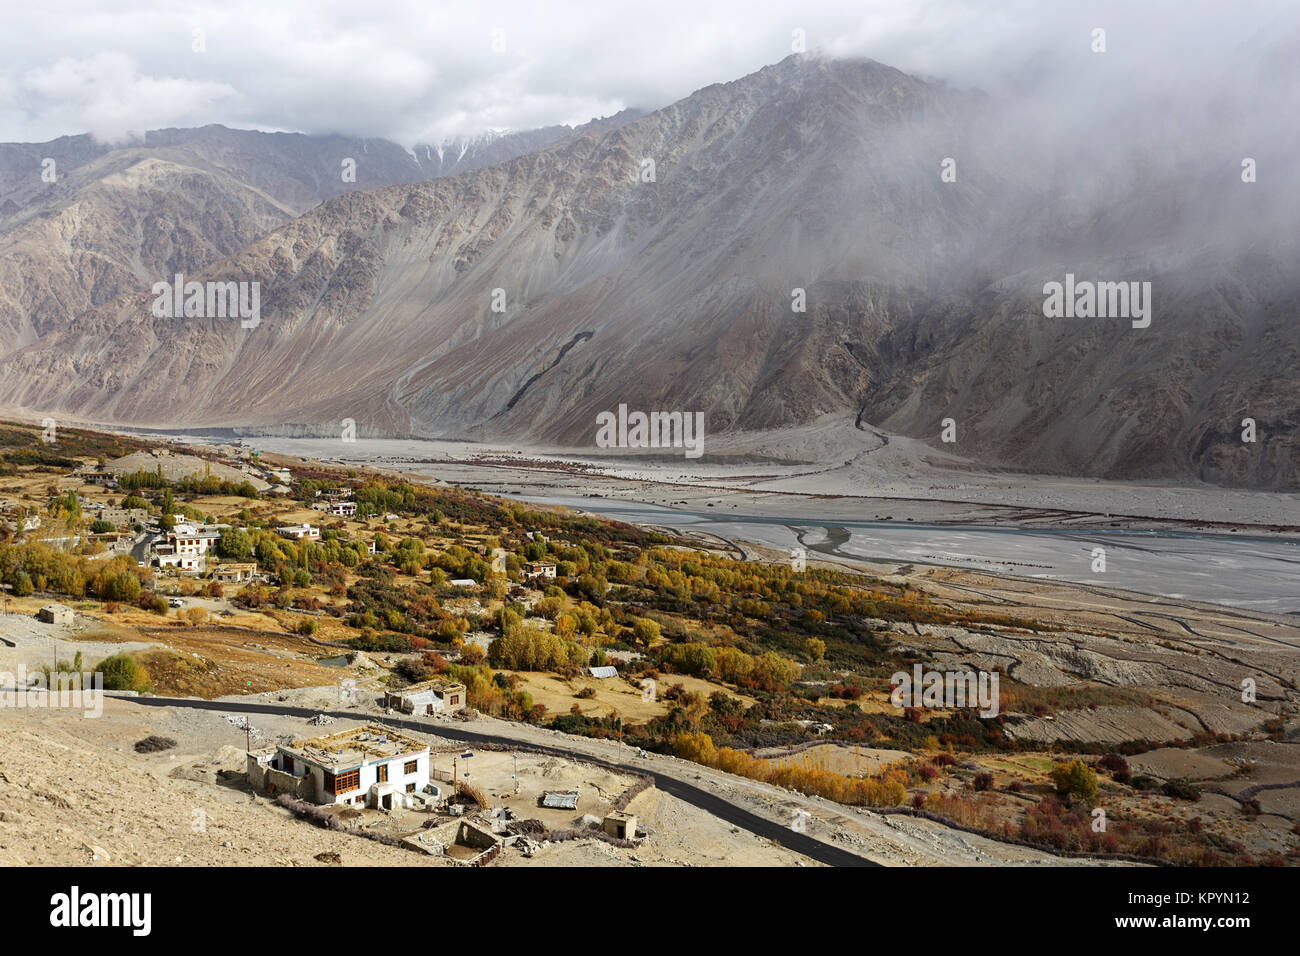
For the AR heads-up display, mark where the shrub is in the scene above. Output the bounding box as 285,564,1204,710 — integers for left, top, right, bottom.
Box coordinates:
275,794,343,829
1051,759,1099,804
972,772,994,791
1161,778,1202,801
96,653,151,692
1098,752,1129,775
631,617,661,645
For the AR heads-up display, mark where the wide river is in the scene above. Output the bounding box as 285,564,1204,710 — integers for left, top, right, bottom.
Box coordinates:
217,436,1299,615
504,495,1300,615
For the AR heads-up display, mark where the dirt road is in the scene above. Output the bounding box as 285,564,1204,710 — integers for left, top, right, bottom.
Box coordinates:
123,694,877,867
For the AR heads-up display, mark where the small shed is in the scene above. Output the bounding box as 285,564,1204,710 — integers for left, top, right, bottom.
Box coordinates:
38,604,74,625
588,665,618,679
539,790,579,810
602,811,638,840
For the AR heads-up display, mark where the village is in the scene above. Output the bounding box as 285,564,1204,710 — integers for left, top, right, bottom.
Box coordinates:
0,426,733,866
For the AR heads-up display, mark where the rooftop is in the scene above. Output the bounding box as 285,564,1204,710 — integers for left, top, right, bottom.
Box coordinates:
540,790,579,810
388,679,466,697
171,523,222,537
281,724,428,771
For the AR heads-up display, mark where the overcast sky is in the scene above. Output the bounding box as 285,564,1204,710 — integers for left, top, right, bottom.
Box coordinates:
0,0,1295,146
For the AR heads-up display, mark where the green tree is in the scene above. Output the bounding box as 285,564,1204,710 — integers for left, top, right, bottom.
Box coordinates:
631,617,661,646
217,528,252,560
1051,759,1099,804
96,653,151,692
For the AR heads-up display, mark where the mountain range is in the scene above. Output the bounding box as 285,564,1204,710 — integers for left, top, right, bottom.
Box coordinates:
0,55,1294,489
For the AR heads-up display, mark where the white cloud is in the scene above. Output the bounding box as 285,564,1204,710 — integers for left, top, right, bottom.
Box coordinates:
0,0,1295,145
21,52,236,143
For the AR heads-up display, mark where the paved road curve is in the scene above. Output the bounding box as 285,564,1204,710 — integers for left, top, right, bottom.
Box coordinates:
124,695,879,868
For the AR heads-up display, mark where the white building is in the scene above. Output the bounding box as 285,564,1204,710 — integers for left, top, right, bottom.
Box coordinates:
525,562,557,581
276,523,320,541
153,522,222,572
247,725,430,811
170,523,223,557
327,501,357,517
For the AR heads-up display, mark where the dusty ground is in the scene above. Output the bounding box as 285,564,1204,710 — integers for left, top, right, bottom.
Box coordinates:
210,682,1124,865
755,743,913,776
502,668,754,723
0,608,364,698
0,697,815,868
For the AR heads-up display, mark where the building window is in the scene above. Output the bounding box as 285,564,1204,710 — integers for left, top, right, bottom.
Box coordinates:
376,764,388,783
325,769,360,793
404,760,417,775
406,783,416,793
449,695,459,706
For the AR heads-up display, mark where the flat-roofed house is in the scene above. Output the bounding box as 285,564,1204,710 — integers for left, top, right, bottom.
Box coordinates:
276,523,320,541
211,562,258,584
96,506,149,529
38,604,74,625
246,724,430,810
383,679,467,716
153,522,222,572
170,523,222,557
525,562,557,581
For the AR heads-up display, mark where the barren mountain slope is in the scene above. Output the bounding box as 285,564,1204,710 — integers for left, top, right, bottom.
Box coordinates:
0,121,631,353
1,56,1295,487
